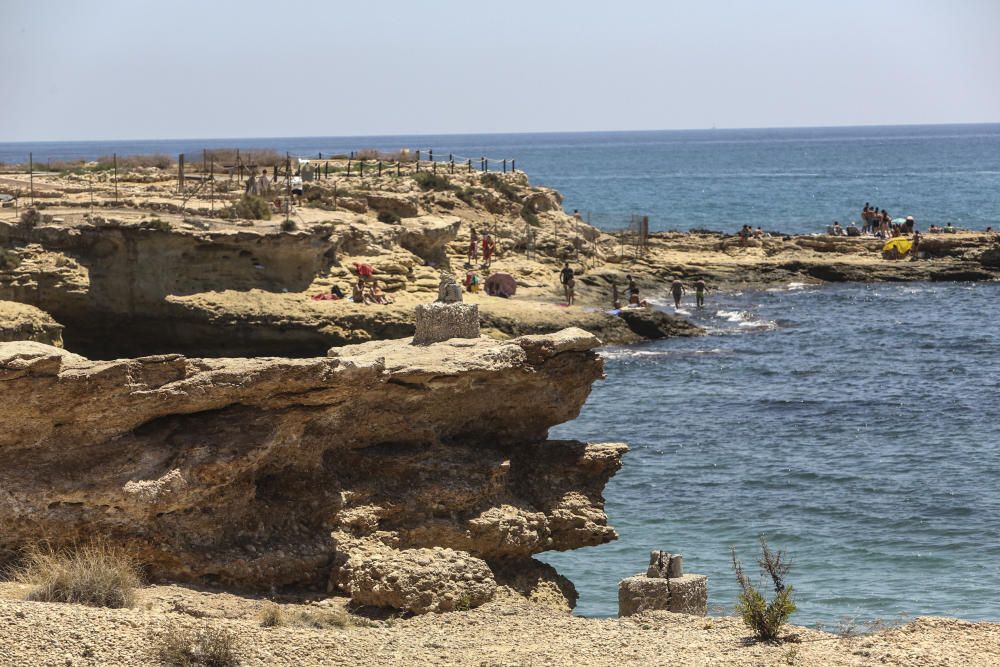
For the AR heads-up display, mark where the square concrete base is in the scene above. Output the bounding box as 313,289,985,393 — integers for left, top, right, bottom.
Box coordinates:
412,302,480,345
618,573,708,617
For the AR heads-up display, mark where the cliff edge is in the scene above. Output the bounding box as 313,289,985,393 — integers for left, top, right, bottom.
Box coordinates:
0,328,624,613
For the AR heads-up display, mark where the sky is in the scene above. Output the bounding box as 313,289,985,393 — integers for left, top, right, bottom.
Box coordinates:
2,0,999,141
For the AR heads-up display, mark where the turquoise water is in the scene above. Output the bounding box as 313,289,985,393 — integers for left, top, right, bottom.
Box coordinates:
3,124,1000,233
543,281,1000,626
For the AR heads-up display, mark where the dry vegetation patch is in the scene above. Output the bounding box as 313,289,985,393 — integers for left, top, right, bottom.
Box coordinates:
154,625,241,667
9,540,142,609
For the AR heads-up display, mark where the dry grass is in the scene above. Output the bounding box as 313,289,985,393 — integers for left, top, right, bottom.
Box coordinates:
257,602,351,629
10,540,142,609
154,625,241,666
96,154,174,170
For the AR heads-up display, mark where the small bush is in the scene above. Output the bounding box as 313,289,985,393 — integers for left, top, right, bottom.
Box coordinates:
257,603,350,629
413,171,455,192
19,207,42,228
230,194,271,220
96,154,173,170
480,173,519,200
280,218,297,232
12,540,142,609
154,626,240,667
731,537,796,642
140,217,172,232
520,204,539,227
377,211,401,224
0,248,21,270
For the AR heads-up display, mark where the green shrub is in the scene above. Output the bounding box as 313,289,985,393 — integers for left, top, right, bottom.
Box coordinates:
480,173,519,200
520,204,539,227
19,207,42,228
280,218,297,232
140,217,172,232
154,626,240,667
412,171,455,192
230,194,271,220
0,248,21,270
12,540,142,609
377,210,401,224
731,537,796,642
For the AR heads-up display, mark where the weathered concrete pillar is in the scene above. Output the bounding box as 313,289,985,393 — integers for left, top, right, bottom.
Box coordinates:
619,550,707,617
412,303,480,345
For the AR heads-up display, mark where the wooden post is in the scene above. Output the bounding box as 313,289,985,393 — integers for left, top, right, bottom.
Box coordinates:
483,158,488,172
467,159,472,173
210,159,215,212
503,159,507,173
450,160,454,174
378,161,382,177
285,152,291,224
511,159,516,172
347,160,352,177
433,161,436,174
202,149,207,174
29,152,34,205
396,161,401,177
360,161,364,177
237,149,243,182
429,149,433,163
113,153,119,205
178,153,185,192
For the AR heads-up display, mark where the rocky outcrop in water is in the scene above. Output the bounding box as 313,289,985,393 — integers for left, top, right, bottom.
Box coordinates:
0,328,624,613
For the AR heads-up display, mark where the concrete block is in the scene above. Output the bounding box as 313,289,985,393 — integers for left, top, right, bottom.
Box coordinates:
666,574,707,615
412,302,480,345
618,573,707,617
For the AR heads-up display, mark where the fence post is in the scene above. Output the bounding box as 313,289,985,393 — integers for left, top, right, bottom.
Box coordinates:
450,159,454,174
347,160,352,177
210,159,215,212
483,158,488,172
396,161,401,177
511,159,515,172
433,161,436,174
467,159,472,173
503,159,507,173
113,153,119,205
429,149,433,163
178,153,185,192
29,152,34,205
378,161,382,177
360,161,364,177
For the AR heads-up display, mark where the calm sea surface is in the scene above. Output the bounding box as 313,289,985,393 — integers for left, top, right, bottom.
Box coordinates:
2,124,1000,233
544,281,1000,626
3,127,998,625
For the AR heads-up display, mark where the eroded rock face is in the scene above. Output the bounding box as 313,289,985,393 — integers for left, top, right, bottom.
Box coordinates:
0,301,64,347
0,328,625,614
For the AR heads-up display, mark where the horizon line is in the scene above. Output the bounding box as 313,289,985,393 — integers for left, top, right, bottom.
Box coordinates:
2,120,1000,146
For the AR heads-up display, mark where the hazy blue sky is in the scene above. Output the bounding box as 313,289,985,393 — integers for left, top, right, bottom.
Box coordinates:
2,0,999,141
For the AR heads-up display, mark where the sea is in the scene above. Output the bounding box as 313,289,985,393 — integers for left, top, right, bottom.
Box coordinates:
3,125,999,626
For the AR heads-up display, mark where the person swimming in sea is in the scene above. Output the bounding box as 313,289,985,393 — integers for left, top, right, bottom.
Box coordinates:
670,278,685,308
694,278,706,308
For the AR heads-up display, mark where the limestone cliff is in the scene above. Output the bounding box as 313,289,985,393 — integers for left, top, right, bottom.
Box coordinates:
0,328,625,613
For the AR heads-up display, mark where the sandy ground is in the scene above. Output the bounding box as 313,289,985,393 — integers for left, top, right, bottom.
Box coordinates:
0,583,998,666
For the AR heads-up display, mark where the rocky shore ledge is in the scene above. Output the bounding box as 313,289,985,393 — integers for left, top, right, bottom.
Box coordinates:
0,328,623,614
4,165,996,359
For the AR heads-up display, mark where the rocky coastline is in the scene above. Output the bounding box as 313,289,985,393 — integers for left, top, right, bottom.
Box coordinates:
1,162,999,665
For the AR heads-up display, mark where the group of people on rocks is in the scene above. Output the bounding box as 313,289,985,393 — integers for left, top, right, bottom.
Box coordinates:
856,203,916,238
310,261,395,305
467,229,497,269
605,273,707,310
737,224,770,246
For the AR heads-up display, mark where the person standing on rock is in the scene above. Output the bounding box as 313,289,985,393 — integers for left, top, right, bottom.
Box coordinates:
482,233,495,269
694,278,706,308
671,278,685,308
559,262,575,305
468,228,479,264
